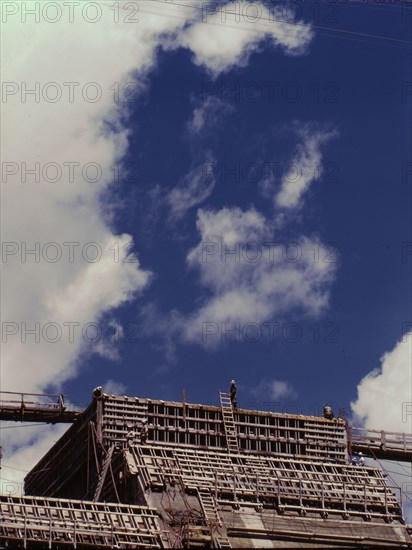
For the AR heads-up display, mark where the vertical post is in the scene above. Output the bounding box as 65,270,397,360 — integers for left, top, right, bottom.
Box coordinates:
74,517,77,549
87,422,91,493
233,472,237,503
346,424,352,462
256,474,259,503
49,517,52,549
364,481,367,514
384,486,388,516
215,471,218,502
23,516,27,549
299,479,302,509
343,482,346,513
321,482,325,510
96,398,103,445
182,388,186,423
277,475,281,507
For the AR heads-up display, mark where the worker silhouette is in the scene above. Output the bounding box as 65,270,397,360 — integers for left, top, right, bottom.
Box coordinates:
140,418,148,444
357,452,365,466
125,424,136,447
229,380,237,409
323,404,334,420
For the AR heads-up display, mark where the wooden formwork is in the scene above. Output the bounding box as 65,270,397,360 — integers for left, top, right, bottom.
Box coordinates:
0,495,165,548
21,392,412,549
25,393,348,499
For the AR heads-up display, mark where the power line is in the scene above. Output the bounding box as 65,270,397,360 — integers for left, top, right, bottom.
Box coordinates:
147,0,412,46
367,447,412,504
384,459,412,477
344,0,410,13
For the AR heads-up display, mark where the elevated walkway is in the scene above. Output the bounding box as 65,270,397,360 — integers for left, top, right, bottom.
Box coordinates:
0,391,81,423
350,426,412,462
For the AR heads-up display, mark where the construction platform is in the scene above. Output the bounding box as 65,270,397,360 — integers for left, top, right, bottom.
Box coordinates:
0,392,80,424
1,390,411,548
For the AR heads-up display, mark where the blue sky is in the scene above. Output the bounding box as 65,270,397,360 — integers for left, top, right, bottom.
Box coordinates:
2,1,411,498
60,1,411,417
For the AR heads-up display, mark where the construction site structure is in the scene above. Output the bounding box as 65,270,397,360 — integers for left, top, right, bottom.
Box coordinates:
1,389,412,548
0,391,80,424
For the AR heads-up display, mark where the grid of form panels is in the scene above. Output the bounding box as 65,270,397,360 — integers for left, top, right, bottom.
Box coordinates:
100,395,347,462
0,495,164,548
128,445,404,523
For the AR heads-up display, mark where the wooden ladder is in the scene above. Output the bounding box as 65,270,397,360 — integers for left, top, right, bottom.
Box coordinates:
197,489,231,548
93,444,115,501
219,391,239,453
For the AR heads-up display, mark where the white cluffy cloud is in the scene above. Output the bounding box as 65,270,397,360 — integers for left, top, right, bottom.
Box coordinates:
177,206,336,344
181,1,313,77
351,332,412,522
252,379,298,400
103,379,128,396
351,332,412,432
275,123,338,210
167,152,216,221
167,97,234,221
188,96,235,135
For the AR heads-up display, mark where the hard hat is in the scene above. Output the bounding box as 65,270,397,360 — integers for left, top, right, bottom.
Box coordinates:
142,418,148,423
358,452,363,456
231,380,235,384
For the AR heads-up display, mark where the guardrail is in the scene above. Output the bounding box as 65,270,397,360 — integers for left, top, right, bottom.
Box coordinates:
0,391,81,423
349,426,412,462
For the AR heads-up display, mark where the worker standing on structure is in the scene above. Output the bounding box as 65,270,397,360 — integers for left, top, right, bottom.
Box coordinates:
92,386,103,398
140,418,148,444
229,380,237,409
125,424,136,447
323,404,334,420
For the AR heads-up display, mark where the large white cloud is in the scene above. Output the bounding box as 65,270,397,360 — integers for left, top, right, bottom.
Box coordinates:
351,332,412,433
176,206,336,345
351,333,412,521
